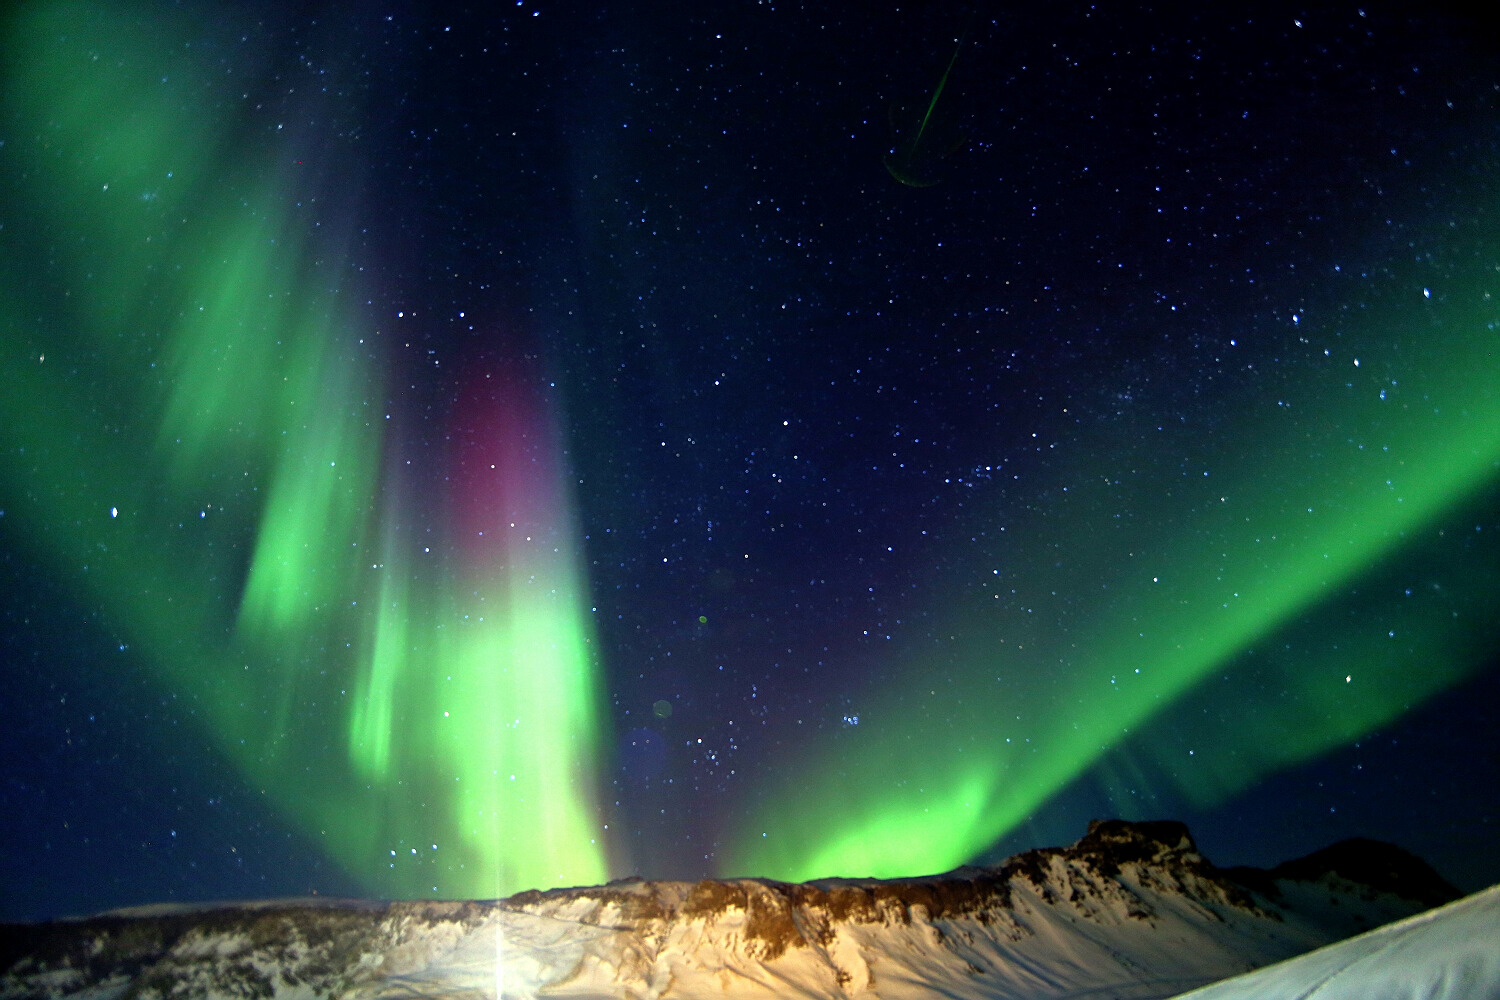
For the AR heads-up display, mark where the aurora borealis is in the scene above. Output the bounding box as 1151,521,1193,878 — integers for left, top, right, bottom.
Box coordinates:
0,3,606,904
730,284,1500,881
2,3,1499,920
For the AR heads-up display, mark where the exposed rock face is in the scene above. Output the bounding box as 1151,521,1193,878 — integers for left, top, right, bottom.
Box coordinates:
0,821,1452,1000
502,818,1265,960
0,900,491,1000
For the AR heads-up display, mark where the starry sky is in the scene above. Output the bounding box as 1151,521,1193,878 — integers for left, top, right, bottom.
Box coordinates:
2,1,1498,922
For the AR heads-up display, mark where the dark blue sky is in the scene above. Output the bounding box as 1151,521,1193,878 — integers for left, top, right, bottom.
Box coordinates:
2,1,1498,920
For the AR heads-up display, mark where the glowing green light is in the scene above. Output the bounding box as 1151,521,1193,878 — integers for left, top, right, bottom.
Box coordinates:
0,4,607,900
730,279,1500,882
348,556,406,780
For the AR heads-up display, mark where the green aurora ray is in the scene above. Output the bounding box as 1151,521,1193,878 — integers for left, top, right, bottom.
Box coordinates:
3,2,1498,899
0,5,607,898
727,246,1500,880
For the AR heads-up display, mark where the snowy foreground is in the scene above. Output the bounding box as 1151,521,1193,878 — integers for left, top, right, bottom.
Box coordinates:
0,820,1489,1000
1166,883,1500,1000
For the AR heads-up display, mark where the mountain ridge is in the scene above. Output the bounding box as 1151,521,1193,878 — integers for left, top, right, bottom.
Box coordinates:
0,819,1465,1000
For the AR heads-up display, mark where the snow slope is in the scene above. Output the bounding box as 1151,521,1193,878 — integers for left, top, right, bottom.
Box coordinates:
0,820,1465,1000
1163,883,1500,1000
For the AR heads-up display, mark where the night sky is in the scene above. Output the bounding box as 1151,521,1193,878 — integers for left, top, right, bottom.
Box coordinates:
2,1,1499,922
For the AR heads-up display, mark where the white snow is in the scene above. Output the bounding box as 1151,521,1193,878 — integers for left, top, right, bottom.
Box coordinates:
336,863,1441,1000
1163,883,1500,1000
3,825,1485,1000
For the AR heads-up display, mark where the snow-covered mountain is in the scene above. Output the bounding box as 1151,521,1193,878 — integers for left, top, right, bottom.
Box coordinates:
0,820,1470,1000
1167,883,1500,1000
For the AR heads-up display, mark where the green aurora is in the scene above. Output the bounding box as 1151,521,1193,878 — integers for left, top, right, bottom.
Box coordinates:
0,5,607,899
727,277,1500,881
2,3,1497,899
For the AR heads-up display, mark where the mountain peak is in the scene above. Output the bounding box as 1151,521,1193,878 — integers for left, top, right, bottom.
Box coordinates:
0,822,1461,1000
1081,818,1197,857
1268,836,1462,908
